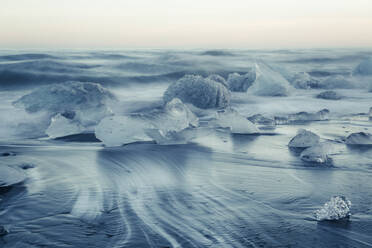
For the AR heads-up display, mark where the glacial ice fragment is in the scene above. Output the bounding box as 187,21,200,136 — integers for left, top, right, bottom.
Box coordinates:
316,91,343,100
288,129,320,148
275,109,330,124
213,109,259,134
345,132,372,145
227,68,256,92
353,57,372,76
300,143,332,164
315,196,351,221
249,63,293,96
95,116,153,147
291,72,321,89
46,114,83,138
247,114,275,126
13,81,116,132
163,75,230,109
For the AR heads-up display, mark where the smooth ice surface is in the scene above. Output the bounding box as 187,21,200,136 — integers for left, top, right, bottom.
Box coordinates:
213,108,259,134
288,129,320,148
353,57,372,76
163,75,230,109
227,68,256,92
95,115,152,147
315,196,352,221
316,90,343,100
249,63,293,96
345,132,372,145
45,114,83,138
300,143,332,164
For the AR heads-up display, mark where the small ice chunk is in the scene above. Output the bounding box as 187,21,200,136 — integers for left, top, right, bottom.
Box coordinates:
95,116,153,147
315,196,351,221
288,129,320,148
46,114,83,138
353,57,372,76
300,143,332,164
247,114,275,126
291,72,321,89
163,75,230,109
214,109,259,134
275,109,330,124
161,98,199,132
227,68,256,92
345,132,372,145
249,63,293,96
316,90,343,100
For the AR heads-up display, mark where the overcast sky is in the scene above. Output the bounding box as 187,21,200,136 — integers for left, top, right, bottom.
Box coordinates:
1,0,372,49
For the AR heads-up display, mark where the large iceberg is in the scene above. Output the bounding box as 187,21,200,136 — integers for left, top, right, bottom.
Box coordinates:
163,75,230,109
13,81,116,136
315,196,351,221
345,132,372,145
353,58,372,76
249,63,293,96
227,68,256,92
288,129,320,148
213,109,259,134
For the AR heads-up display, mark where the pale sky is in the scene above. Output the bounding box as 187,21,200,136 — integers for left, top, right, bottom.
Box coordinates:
1,0,372,49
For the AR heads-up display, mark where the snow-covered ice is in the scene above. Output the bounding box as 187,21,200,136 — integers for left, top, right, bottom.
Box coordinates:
163,74,230,109
288,129,320,148
345,132,372,145
315,196,351,221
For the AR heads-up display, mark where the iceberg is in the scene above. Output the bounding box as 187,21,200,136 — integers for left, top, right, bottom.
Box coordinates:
45,114,83,138
315,196,351,221
163,75,230,109
249,63,293,96
300,143,332,164
291,72,321,89
316,90,343,100
288,129,320,148
213,109,259,134
345,132,372,145
95,115,153,147
353,57,372,76
227,68,256,92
